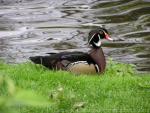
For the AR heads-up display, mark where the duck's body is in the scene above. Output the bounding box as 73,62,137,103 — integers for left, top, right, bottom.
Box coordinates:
30,48,105,74
30,27,112,75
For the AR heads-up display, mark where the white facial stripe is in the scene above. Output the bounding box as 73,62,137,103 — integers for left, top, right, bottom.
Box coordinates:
93,34,101,47
89,33,102,47
98,34,101,40
88,33,96,44
89,33,101,43
94,40,101,47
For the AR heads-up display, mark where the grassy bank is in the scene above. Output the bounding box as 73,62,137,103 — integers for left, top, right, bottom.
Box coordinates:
0,60,150,113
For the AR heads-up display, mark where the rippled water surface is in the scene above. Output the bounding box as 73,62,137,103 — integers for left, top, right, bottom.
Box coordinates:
0,0,150,72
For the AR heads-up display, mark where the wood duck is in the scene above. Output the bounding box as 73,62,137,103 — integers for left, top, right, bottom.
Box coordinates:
29,27,113,75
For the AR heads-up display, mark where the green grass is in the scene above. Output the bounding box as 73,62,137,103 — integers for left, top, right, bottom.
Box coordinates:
0,60,150,113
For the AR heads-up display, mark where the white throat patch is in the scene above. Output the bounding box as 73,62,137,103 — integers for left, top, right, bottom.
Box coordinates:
93,34,101,47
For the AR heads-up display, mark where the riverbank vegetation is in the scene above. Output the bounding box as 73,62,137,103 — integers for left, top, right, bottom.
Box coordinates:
0,60,150,113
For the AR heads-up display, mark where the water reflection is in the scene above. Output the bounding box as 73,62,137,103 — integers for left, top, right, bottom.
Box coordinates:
0,0,150,72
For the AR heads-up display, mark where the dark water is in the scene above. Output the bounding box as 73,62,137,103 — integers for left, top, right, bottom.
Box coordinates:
0,0,150,72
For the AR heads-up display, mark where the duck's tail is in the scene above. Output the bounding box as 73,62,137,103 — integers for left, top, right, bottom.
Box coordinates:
29,56,53,69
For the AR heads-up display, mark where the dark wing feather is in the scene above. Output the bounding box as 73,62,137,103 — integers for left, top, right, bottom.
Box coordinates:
29,51,94,69
46,52,57,55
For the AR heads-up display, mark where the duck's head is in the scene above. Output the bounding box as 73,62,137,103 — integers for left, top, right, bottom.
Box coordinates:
88,27,113,48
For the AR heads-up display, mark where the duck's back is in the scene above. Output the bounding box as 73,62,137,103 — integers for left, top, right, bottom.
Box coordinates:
29,51,97,74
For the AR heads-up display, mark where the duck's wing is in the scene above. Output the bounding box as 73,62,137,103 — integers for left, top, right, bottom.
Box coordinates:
29,51,94,70
59,52,93,63
46,52,57,55
29,55,58,69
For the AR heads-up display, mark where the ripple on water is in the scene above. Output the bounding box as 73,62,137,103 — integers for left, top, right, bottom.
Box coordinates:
0,0,150,72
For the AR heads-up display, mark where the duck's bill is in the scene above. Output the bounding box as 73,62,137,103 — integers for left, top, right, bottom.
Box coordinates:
104,32,113,41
